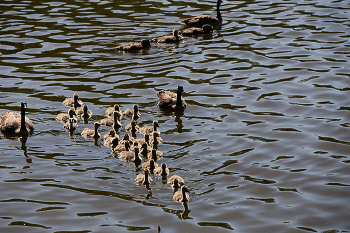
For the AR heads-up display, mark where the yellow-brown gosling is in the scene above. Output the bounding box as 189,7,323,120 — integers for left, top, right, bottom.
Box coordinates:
135,134,150,148
168,174,185,189
56,108,77,123
135,169,153,186
81,122,101,138
179,0,223,26
148,148,163,161
63,118,78,132
103,128,117,141
157,85,187,111
106,104,122,118
119,146,142,164
173,185,190,203
76,104,92,118
0,102,34,135
123,104,140,120
142,159,159,173
115,39,151,51
119,133,135,147
62,93,83,108
113,140,131,154
179,24,214,36
104,135,119,149
139,120,160,135
100,111,122,130
154,162,170,177
152,29,184,43
150,131,163,146
125,119,139,133
139,141,152,157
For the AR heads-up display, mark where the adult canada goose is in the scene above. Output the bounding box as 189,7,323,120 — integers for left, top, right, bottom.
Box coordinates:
100,111,122,130
63,118,78,132
135,169,153,186
0,102,34,135
148,148,163,161
123,104,140,120
157,85,187,111
179,24,214,36
154,162,170,176
119,147,142,164
62,93,83,108
115,39,151,50
173,185,190,203
168,174,185,189
179,0,223,26
142,159,159,173
81,122,101,138
125,119,139,133
76,104,92,118
150,131,163,146
113,140,131,154
139,120,160,135
104,135,119,149
152,29,184,43
106,104,122,118
56,108,77,123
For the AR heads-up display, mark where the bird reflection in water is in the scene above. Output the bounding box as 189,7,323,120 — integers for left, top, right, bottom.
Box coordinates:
3,135,32,164
181,202,191,220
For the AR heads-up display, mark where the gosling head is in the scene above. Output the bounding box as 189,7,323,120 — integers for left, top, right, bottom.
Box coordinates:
203,24,214,33
73,93,79,101
94,122,101,128
141,39,151,48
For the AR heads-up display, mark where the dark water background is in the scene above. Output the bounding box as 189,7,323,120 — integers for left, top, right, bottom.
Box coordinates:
1,0,350,232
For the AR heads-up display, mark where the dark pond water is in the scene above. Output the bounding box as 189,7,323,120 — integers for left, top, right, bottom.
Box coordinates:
1,0,350,232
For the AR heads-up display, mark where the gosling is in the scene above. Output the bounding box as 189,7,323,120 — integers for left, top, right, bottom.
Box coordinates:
135,169,153,186
81,122,101,138
62,93,83,108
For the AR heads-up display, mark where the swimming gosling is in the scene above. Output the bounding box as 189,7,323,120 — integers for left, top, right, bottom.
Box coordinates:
119,147,142,164
62,93,83,108
152,29,184,43
76,104,92,118
173,185,190,203
106,104,122,118
154,162,170,176
56,108,77,123
116,39,151,50
123,104,140,120
125,119,139,133
139,120,160,135
0,102,34,135
135,169,153,186
81,122,101,138
63,118,78,132
100,111,122,130
179,24,214,36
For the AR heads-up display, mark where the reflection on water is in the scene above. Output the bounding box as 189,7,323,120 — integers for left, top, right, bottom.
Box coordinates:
1,0,350,232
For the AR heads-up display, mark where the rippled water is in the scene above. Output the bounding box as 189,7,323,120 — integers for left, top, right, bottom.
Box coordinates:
1,0,350,232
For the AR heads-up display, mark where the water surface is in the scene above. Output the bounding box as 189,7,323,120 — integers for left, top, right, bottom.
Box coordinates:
1,0,350,232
